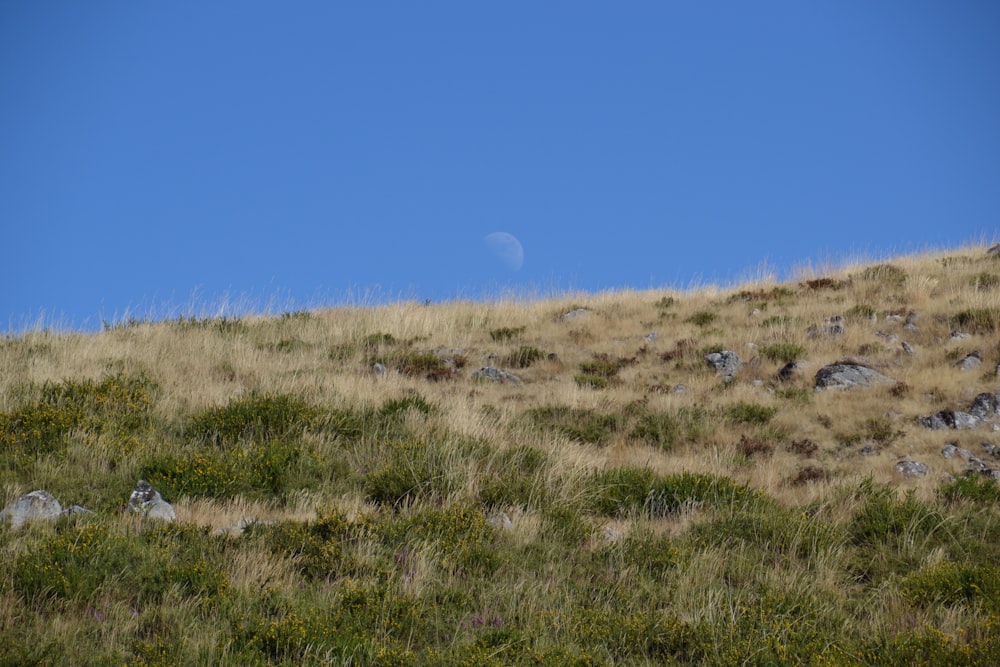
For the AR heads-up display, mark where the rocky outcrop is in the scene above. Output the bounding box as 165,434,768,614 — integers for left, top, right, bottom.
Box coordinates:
1,490,62,528
896,461,928,478
969,393,1000,420
919,410,979,430
472,367,521,383
815,363,893,390
128,480,176,522
705,351,742,378
957,352,982,371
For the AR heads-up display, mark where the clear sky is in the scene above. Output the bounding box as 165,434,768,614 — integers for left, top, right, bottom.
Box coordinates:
3,2,999,331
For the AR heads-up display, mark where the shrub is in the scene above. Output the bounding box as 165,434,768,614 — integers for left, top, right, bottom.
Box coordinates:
524,406,623,445
725,402,778,425
489,326,525,342
364,439,459,506
939,474,1000,504
971,272,1000,291
630,407,710,451
588,466,657,515
860,263,907,286
759,342,805,363
685,311,717,327
503,345,545,369
902,560,1000,612
846,304,877,320
654,296,676,310
951,308,1000,334
736,434,773,458
186,392,318,447
645,472,767,516
479,446,549,508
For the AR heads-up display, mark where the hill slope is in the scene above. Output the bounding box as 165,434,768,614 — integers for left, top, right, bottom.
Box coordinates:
2,245,1000,664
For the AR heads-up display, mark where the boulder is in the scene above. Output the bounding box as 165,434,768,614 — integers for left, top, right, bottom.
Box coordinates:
896,461,928,478
815,363,893,390
957,352,982,371
919,410,979,430
969,393,1000,420
561,308,590,320
705,351,742,377
1,490,62,528
778,361,802,381
128,480,176,522
472,366,521,383
942,444,975,460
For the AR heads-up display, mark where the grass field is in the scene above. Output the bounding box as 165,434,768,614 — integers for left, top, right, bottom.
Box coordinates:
3,245,1000,665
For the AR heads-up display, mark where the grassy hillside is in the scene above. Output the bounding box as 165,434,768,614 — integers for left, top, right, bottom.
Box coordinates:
3,245,1000,665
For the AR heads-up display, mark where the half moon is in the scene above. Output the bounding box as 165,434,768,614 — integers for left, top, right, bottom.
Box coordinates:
484,232,524,271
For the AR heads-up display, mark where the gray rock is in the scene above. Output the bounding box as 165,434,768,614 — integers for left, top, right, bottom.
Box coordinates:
942,444,975,460
860,444,879,456
919,410,979,430
957,352,982,371
808,316,845,337
705,351,742,377
471,366,521,384
372,362,386,376
969,393,1000,420
983,443,1000,459
778,361,802,381
951,331,971,341
486,512,513,529
1,490,63,528
672,383,688,394
814,363,893,390
63,504,94,517
896,461,928,478
561,308,591,320
128,480,176,522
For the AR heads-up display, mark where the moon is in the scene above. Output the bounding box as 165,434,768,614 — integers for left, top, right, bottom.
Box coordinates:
484,232,524,271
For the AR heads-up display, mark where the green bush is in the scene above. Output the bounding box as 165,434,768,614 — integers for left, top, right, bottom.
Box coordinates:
902,560,1000,612
685,311,717,327
573,374,609,389
631,407,710,450
725,401,778,425
503,345,545,369
489,326,525,342
588,466,658,515
759,342,805,363
479,446,549,508
939,474,1000,504
971,272,1000,291
860,263,907,286
951,308,1000,333
524,405,623,445
364,439,459,506
186,392,318,447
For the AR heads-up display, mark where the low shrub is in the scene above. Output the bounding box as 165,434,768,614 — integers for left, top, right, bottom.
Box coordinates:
503,345,545,369
951,308,1000,333
186,392,318,447
630,407,710,451
489,326,525,342
725,401,778,425
685,311,717,327
524,405,623,445
939,474,1000,504
860,263,907,286
759,342,805,363
902,560,1000,612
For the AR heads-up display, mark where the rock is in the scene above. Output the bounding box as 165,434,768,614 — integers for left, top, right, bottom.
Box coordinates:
372,362,386,376
901,342,915,355
561,308,590,320
471,366,521,383
957,352,982,371
705,351,742,377
951,331,971,341
672,383,688,394
896,461,928,478
969,393,1000,420
778,361,802,381
942,444,975,460
63,505,94,518
983,443,1000,459
860,444,878,456
814,363,893,390
643,332,657,343
808,316,845,337
213,518,274,536
486,511,513,529
919,410,979,430
1,490,63,528
128,480,176,522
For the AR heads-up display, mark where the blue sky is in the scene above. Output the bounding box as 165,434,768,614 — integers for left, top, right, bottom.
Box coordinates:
3,2,998,331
